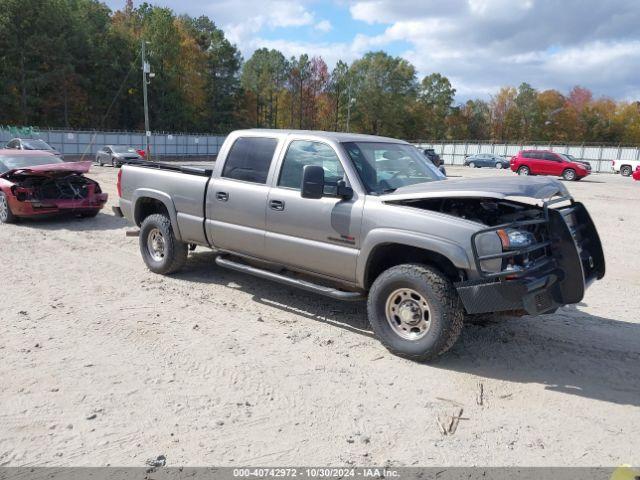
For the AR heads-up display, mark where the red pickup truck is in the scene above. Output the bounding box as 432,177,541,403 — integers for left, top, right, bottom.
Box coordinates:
510,150,591,181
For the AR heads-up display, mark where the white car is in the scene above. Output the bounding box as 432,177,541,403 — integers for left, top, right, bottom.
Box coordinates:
612,159,640,177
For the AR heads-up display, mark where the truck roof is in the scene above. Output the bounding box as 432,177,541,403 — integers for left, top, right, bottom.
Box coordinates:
236,129,408,144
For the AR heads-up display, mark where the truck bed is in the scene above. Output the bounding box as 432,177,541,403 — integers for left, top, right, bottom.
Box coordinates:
119,161,213,246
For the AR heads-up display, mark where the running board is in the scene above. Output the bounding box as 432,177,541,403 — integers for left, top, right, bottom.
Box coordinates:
215,256,365,301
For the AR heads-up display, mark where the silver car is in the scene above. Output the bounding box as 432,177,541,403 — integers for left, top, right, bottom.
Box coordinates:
96,145,142,168
464,153,510,169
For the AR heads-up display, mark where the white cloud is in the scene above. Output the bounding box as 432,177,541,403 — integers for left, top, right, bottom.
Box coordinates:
314,19,332,33
103,0,640,100
344,0,640,100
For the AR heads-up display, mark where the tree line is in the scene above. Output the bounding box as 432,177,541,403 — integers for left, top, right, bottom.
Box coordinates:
2,0,640,144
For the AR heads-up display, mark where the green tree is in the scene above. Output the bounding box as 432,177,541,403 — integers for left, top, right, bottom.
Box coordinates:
242,48,288,128
418,73,455,139
349,51,417,137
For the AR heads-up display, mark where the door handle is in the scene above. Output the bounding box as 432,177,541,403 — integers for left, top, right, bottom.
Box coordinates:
269,200,285,211
216,191,229,202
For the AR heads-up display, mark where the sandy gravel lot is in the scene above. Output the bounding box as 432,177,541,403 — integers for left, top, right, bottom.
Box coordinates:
1,165,639,467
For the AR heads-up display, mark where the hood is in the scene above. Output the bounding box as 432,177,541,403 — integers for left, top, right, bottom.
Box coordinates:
1,161,92,178
380,176,569,203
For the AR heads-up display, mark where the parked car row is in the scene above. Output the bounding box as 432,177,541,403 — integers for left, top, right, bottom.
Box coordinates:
461,150,591,181
2,137,148,167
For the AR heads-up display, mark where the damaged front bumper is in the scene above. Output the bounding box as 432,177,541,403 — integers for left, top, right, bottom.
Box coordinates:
9,193,108,216
457,199,605,315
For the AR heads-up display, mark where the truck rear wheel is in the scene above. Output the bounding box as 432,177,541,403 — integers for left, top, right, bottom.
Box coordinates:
367,264,464,362
139,213,188,274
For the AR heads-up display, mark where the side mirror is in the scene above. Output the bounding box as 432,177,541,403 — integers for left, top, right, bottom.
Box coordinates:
336,180,354,199
301,165,325,199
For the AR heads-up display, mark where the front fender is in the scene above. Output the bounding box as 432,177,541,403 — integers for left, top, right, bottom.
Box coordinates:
132,188,183,241
356,228,472,288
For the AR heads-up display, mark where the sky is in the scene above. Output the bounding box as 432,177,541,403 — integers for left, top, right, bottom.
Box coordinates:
104,0,640,102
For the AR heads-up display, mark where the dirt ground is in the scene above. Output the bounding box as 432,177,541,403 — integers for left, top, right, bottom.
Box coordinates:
1,165,639,467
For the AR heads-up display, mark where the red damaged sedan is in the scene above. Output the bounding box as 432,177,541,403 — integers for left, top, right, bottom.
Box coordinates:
0,150,108,224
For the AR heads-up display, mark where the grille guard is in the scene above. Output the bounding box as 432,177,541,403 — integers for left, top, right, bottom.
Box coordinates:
470,194,573,279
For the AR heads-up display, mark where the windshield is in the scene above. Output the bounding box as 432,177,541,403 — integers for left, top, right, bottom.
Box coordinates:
0,155,64,173
342,142,445,194
22,139,54,150
112,146,138,153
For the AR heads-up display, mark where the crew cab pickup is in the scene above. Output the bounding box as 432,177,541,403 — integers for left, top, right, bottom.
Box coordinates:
115,129,605,361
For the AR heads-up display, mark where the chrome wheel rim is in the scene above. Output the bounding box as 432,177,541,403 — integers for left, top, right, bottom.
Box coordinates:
565,170,575,180
147,228,166,261
495,163,503,169
0,196,7,221
385,288,432,341
519,167,529,175
469,162,475,168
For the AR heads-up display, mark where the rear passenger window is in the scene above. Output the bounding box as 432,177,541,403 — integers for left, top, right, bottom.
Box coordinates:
543,153,558,161
222,137,278,184
278,140,345,195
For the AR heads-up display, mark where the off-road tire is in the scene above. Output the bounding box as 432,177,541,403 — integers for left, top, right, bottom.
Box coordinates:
620,165,632,177
517,166,530,176
367,264,464,362
139,213,188,274
0,192,17,224
562,168,577,181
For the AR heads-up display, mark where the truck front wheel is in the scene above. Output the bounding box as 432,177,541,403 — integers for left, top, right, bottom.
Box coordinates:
367,264,464,362
139,213,188,274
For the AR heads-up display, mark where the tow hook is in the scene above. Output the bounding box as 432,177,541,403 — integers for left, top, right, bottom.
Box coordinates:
126,230,140,237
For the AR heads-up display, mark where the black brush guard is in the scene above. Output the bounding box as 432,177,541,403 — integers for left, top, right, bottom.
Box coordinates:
457,195,605,315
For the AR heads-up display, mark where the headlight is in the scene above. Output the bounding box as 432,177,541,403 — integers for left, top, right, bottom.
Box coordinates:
497,228,536,250
475,231,503,273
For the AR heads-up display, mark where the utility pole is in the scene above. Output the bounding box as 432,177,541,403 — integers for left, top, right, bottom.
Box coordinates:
346,76,353,133
141,40,153,160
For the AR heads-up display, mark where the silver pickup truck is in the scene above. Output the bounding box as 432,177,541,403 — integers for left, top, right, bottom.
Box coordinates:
115,129,605,361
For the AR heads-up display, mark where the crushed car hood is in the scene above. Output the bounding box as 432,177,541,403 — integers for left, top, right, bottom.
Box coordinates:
380,176,569,203
1,161,92,178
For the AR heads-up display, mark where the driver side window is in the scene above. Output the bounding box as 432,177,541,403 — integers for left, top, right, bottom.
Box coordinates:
278,140,345,195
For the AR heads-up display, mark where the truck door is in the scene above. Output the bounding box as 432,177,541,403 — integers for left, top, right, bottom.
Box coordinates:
205,136,280,258
264,139,364,282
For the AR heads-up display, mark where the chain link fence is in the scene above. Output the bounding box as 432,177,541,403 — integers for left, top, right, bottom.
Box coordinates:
413,140,640,173
2,127,639,173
